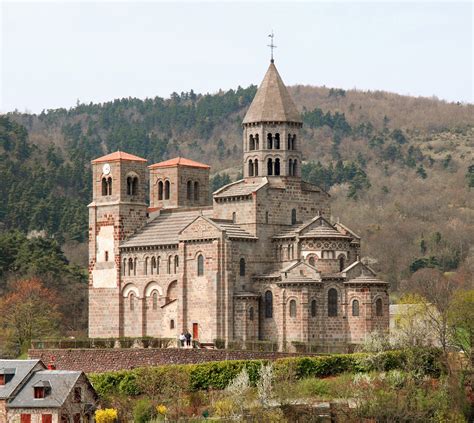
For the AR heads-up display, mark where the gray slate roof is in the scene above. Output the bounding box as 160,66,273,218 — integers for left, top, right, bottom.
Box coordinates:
121,208,214,248
0,360,44,400
273,216,352,240
243,62,302,124
345,274,388,285
214,178,268,199
8,370,81,408
210,220,257,240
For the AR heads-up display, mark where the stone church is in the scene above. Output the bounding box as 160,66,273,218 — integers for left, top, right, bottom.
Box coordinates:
88,60,389,349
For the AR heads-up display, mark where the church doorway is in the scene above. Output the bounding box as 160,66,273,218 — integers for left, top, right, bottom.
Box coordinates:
193,323,199,340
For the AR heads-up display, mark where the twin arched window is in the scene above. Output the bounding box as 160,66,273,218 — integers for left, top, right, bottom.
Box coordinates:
127,176,138,196
289,299,297,317
264,290,273,318
197,254,204,276
158,180,170,200
101,177,112,196
289,159,298,176
249,134,259,150
287,134,296,150
239,258,246,276
328,288,338,317
186,181,200,201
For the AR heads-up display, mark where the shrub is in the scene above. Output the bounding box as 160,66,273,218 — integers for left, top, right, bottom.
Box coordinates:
95,408,118,423
133,398,155,423
296,378,330,398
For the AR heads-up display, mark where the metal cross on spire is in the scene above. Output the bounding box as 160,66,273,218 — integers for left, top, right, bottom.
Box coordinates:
268,31,277,63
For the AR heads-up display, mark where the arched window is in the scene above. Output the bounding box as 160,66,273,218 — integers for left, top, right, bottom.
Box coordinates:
128,258,133,276
292,159,297,177
123,258,127,276
274,158,280,176
339,255,345,272
289,299,297,317
170,319,175,329
164,180,170,200
133,258,137,276
376,298,383,316
151,257,156,275
130,293,135,311
127,177,132,195
107,177,112,195
264,291,273,318
144,257,148,275
102,178,108,196
328,288,338,317
310,299,317,317
352,299,360,316
197,254,204,276
308,256,316,267
274,133,280,149
292,135,297,150
132,177,138,195
158,181,163,200
288,159,293,176
239,258,246,276
249,135,255,150
248,160,254,177
265,211,269,224
255,134,259,149
187,180,192,200
167,256,172,274
254,159,259,176
267,133,273,149
267,158,273,176
291,209,297,225
174,255,179,274
287,134,292,150
152,292,158,310
249,307,254,321
157,256,160,274
232,212,236,223
194,182,199,201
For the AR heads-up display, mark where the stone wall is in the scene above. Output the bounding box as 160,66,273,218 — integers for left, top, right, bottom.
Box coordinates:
28,349,317,374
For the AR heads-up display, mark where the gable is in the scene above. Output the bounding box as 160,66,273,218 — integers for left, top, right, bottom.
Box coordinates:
299,216,339,236
281,260,321,280
179,216,222,241
343,261,376,280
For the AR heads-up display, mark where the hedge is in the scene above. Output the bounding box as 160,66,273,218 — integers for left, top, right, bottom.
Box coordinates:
88,348,443,398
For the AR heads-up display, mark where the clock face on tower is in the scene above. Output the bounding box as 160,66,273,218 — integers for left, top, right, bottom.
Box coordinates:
102,163,111,175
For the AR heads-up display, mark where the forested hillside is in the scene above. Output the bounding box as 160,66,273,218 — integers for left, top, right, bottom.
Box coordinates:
1,84,473,345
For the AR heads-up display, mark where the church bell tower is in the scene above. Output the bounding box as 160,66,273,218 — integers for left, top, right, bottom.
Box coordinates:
242,58,303,179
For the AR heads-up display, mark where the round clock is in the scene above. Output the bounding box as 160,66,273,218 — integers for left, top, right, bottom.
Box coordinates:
102,163,111,175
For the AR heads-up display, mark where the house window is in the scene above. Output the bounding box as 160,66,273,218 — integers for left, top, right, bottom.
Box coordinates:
249,307,254,321
197,254,204,276
310,300,317,317
164,180,170,200
264,290,273,318
328,288,338,317
152,292,158,310
239,258,246,276
73,414,81,423
73,387,82,403
170,319,175,329
352,299,360,317
376,298,383,316
0,375,4,385
42,415,52,423
21,415,31,423
289,299,297,317
34,387,45,398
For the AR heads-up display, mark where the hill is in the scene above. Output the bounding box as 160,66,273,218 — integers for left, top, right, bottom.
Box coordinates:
2,85,474,292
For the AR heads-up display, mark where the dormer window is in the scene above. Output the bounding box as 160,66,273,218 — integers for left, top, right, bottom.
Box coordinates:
0,368,15,385
34,387,45,399
0,374,4,385
33,380,51,399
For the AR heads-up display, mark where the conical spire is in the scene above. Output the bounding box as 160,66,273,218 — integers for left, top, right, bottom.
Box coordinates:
243,63,302,124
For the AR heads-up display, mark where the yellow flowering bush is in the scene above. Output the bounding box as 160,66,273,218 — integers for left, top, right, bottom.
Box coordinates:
156,404,167,415
95,408,118,423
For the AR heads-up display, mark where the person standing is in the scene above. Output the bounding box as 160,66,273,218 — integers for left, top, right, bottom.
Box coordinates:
185,330,192,347
179,332,185,348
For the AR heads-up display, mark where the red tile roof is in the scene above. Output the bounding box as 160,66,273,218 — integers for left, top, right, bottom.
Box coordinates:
149,157,210,169
91,151,147,164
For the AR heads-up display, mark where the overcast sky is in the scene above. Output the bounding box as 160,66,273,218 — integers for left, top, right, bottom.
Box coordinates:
1,1,472,113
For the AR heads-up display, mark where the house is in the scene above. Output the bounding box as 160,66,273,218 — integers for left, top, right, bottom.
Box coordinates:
0,360,98,423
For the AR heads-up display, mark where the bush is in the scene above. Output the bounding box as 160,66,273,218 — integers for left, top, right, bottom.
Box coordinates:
133,398,155,423
95,408,118,423
296,378,330,398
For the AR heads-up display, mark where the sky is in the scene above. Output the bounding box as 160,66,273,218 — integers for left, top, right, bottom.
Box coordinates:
1,1,472,113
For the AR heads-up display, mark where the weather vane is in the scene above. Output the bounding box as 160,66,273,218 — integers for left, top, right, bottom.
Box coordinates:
268,31,277,63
